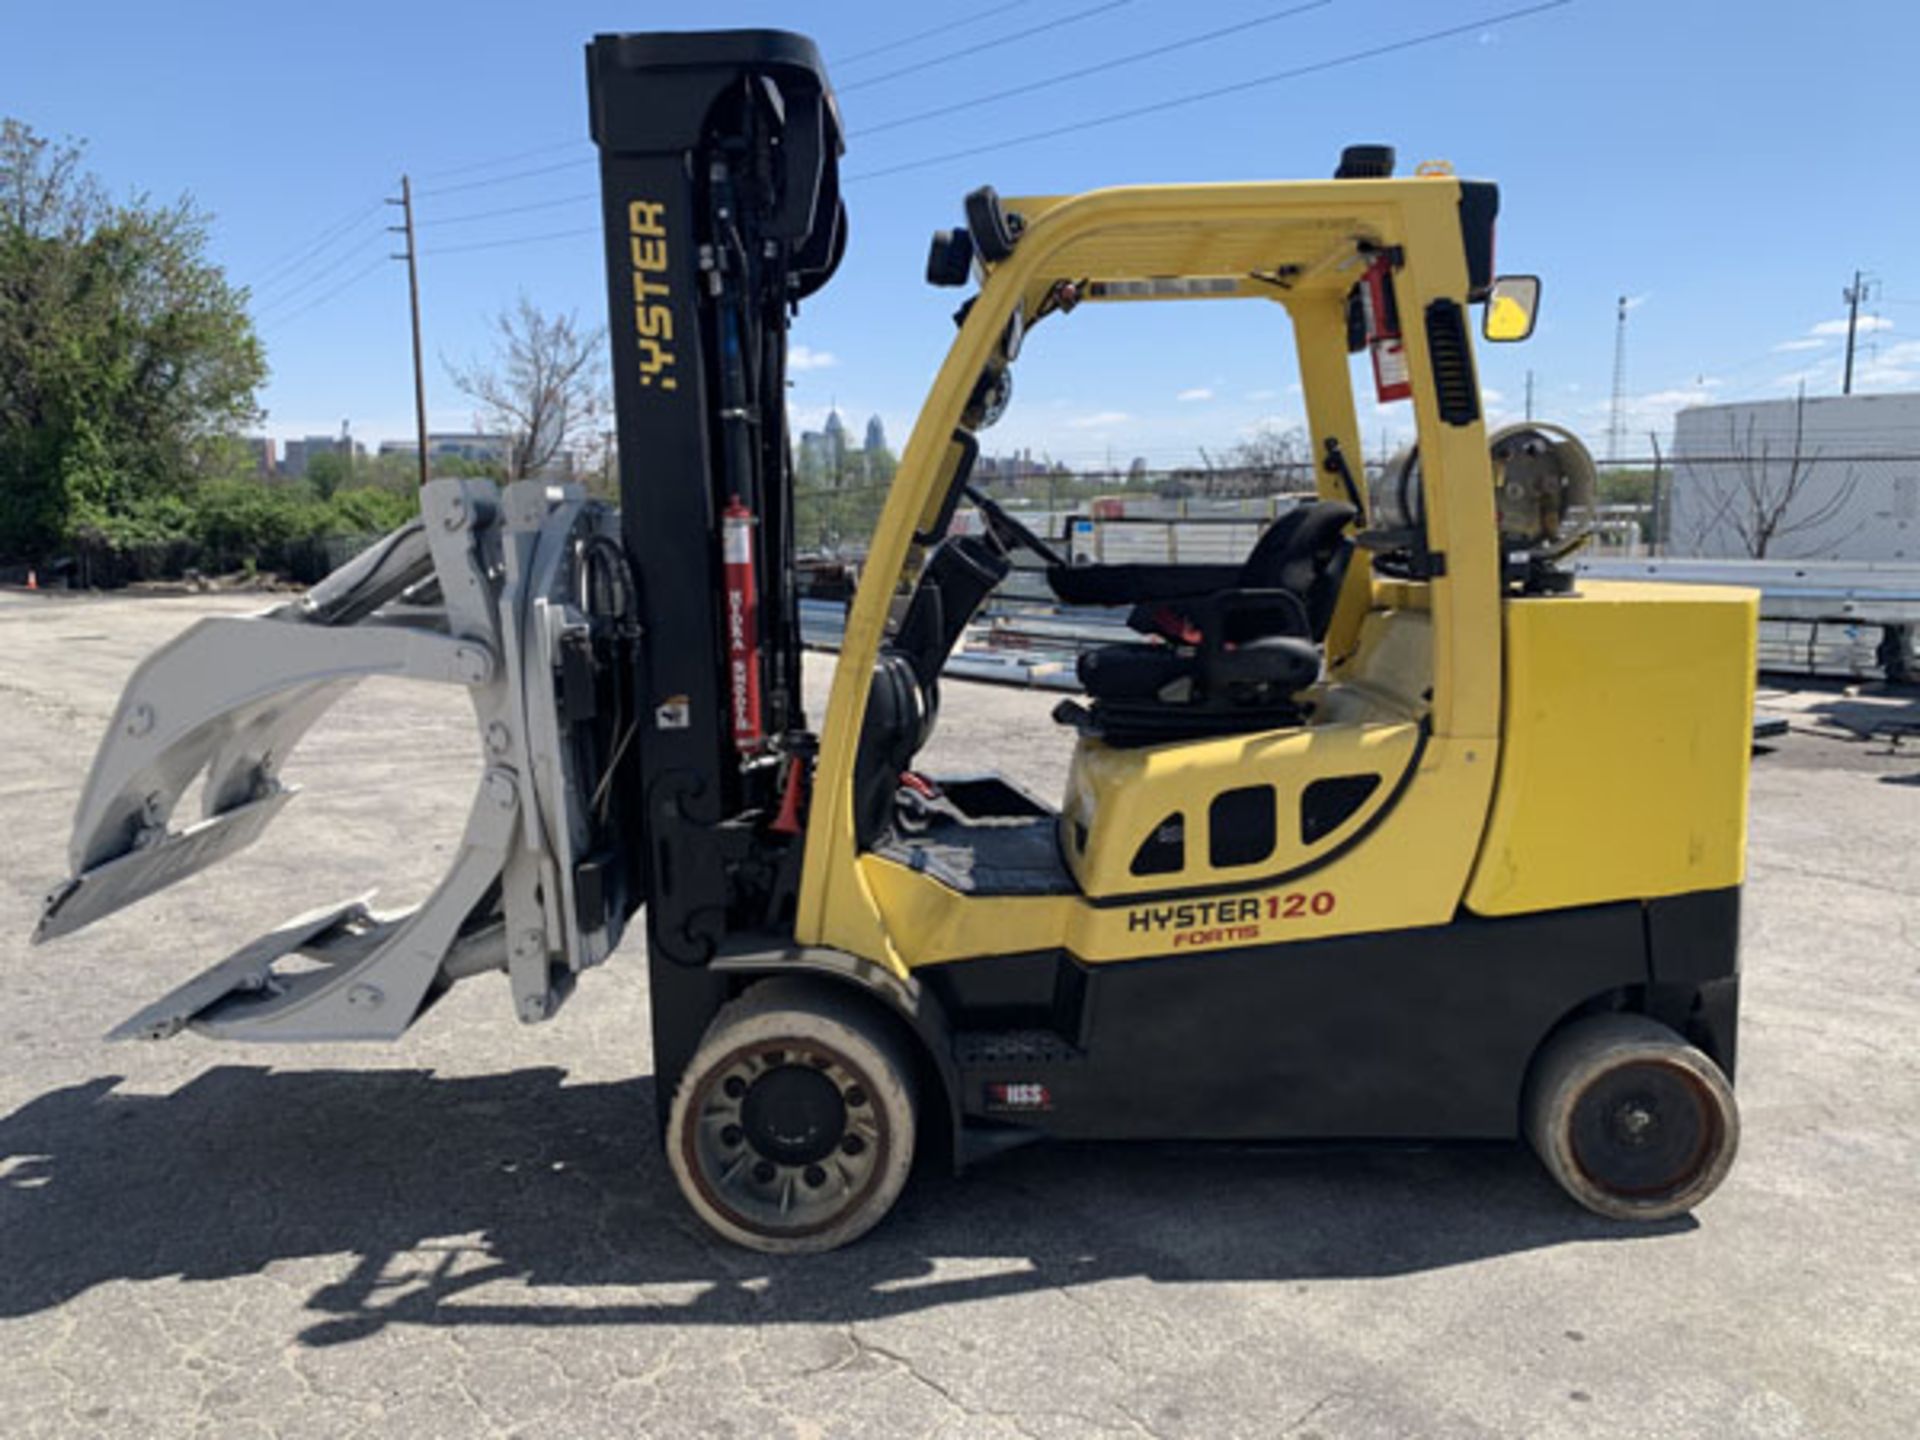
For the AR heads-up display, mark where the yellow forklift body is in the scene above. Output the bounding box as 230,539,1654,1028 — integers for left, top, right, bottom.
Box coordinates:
797,177,1507,970
858,731,1498,968
1465,581,1759,915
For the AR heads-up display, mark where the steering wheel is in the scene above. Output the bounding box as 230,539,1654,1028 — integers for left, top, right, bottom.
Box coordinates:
964,484,1068,568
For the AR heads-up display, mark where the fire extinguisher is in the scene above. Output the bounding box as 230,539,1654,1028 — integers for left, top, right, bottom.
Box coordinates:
721,497,764,755
1361,253,1412,405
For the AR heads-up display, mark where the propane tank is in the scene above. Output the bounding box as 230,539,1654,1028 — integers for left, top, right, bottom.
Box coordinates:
721,498,765,754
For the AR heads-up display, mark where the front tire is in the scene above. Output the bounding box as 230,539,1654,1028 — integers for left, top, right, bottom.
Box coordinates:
667,980,918,1254
1525,1013,1739,1221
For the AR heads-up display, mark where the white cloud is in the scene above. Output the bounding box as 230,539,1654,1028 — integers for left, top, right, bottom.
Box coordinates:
788,345,837,371
1809,315,1893,337
1176,387,1214,402
1772,337,1828,353
1639,386,1714,409
1623,294,1651,312
1480,388,1504,404
1588,379,1726,444
1872,339,1920,368
1065,410,1130,429
1767,368,1826,391
1851,340,1920,391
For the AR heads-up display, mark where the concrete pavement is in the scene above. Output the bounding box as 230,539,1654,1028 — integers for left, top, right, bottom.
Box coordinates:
1,589,1916,1438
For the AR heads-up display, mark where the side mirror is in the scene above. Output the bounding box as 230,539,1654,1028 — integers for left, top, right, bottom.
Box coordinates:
1483,275,1541,342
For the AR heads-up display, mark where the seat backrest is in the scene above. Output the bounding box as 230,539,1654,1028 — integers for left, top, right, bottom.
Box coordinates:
852,651,930,848
1239,500,1356,640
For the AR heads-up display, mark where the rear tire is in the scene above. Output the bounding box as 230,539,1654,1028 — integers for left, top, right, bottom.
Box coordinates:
667,980,917,1254
1524,1013,1739,1221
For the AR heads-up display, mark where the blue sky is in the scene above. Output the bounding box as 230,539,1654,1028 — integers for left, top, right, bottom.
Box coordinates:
4,0,1912,466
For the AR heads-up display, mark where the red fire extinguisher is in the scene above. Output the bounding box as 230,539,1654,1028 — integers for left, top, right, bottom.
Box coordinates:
1361,253,1412,405
722,497,764,754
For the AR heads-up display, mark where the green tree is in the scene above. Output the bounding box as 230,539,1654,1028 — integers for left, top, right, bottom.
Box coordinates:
0,119,265,558
305,450,351,501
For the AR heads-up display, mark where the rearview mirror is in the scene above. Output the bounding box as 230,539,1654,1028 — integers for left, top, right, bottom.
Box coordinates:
1483,275,1541,342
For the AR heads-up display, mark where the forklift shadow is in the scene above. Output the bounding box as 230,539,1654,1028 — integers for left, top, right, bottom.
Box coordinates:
0,1066,1692,1343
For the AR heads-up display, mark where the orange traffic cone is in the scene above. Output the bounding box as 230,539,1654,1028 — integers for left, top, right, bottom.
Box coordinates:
24,570,36,591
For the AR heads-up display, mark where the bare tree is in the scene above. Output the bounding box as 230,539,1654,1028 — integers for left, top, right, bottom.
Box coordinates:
447,296,606,481
1679,388,1861,558
1199,422,1309,497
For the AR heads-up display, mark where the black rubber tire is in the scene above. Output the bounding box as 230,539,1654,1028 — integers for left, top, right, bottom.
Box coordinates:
1524,1012,1739,1222
667,979,917,1254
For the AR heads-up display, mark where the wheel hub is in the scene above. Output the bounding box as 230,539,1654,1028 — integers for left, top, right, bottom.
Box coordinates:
740,1062,847,1166
1571,1061,1717,1198
687,1041,885,1237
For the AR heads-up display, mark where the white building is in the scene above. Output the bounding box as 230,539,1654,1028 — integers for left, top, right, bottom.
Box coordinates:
378,432,511,467
1668,393,1920,561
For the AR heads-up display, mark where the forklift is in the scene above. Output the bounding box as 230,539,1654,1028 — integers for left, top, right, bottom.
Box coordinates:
36,30,1756,1253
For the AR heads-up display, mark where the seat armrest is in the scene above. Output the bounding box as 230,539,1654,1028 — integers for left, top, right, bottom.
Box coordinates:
1203,634,1322,691
1188,587,1312,647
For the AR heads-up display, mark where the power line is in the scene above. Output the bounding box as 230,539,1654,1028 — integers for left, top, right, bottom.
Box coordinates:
840,0,1136,94
837,0,1039,66
857,0,1333,137
414,139,585,183
418,192,598,228
416,156,593,199
847,0,1574,182
314,1,1566,266
245,197,383,294
424,224,600,258
253,232,388,316
256,253,391,330
392,7,1045,189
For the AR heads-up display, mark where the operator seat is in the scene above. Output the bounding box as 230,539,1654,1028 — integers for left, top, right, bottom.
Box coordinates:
1047,501,1357,746
853,533,1008,847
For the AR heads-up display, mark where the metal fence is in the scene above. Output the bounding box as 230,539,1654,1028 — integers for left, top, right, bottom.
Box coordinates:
787,450,1920,686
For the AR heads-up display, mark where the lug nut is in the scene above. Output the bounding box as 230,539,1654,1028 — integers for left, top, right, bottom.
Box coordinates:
721,1125,743,1147
752,1161,776,1184
844,1085,867,1109
841,1134,866,1157
804,1165,827,1188
723,1076,747,1100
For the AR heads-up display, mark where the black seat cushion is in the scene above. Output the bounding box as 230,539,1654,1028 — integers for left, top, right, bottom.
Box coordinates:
1054,502,1351,746
1078,636,1320,704
1078,642,1194,702
1047,561,1240,608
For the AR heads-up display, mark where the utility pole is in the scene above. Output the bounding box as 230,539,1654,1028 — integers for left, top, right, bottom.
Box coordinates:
1841,269,1868,396
388,176,429,488
1606,296,1629,464
1524,369,1535,422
